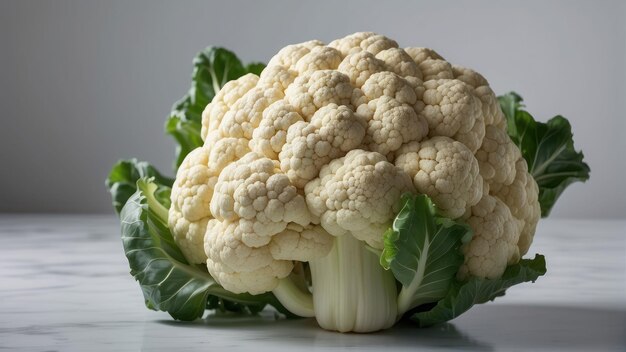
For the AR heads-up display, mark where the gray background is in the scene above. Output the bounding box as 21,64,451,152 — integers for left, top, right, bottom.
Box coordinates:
0,0,624,218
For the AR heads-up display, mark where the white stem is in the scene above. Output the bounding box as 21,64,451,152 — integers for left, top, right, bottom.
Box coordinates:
309,235,398,333
272,278,315,317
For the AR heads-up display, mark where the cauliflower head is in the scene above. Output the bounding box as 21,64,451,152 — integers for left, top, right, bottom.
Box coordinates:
169,32,541,295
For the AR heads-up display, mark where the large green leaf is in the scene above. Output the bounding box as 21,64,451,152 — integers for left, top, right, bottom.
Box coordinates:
105,159,173,214
120,178,290,320
411,254,547,327
498,92,590,216
167,47,266,169
381,194,472,315
164,115,203,170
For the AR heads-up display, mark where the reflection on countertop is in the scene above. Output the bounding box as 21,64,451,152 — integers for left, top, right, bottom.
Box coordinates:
0,215,625,351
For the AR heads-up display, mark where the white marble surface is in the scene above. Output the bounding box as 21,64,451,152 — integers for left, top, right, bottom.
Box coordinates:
0,215,624,352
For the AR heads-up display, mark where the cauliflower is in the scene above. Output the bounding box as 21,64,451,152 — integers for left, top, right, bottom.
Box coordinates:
108,40,591,335
166,33,545,332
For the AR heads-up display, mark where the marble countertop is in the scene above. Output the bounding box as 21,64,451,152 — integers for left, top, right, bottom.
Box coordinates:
0,215,624,351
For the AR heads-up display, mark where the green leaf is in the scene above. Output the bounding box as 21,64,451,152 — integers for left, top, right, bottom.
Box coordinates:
381,194,473,315
164,115,204,169
166,47,266,169
246,62,266,76
119,178,291,320
411,254,547,327
498,92,590,216
105,159,173,214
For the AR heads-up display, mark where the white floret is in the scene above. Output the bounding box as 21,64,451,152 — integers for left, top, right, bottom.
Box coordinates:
337,51,386,87
475,125,520,187
452,65,506,129
269,225,334,261
404,47,445,64
279,104,367,187
219,87,284,139
210,153,312,246
421,79,486,152
257,65,297,91
491,158,541,256
205,152,333,294
394,136,483,218
328,32,377,56
458,195,521,279
205,219,294,295
267,40,325,71
295,46,343,74
361,71,418,105
249,100,304,160
328,32,398,56
418,59,454,81
305,149,416,249
169,135,250,264
201,73,259,139
357,96,428,156
375,48,422,79
285,70,365,119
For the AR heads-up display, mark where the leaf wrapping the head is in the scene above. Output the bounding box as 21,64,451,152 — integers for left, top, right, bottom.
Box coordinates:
166,47,266,169
498,92,590,216
381,194,472,314
119,178,290,320
105,159,173,214
411,254,547,327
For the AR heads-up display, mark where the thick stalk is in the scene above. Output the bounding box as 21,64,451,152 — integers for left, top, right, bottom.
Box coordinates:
309,235,398,333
